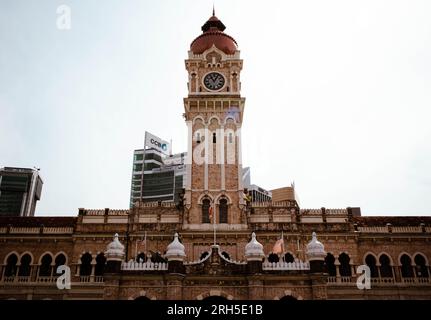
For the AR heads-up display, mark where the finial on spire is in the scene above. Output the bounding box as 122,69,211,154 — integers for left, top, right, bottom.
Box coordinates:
212,3,215,16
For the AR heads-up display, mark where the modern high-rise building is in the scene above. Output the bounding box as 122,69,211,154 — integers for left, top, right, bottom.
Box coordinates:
129,148,187,207
0,167,43,217
242,167,272,202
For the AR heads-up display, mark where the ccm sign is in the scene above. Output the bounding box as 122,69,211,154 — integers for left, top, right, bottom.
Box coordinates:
150,138,168,151
144,132,169,154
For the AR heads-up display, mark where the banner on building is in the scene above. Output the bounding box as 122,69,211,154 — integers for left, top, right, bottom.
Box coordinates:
144,131,170,155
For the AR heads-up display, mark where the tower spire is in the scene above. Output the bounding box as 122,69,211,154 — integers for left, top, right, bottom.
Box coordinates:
212,3,215,16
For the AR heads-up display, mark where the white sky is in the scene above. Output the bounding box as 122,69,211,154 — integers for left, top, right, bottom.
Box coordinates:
0,0,430,216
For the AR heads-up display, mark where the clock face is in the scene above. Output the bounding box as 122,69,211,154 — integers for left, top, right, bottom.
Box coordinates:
203,72,225,91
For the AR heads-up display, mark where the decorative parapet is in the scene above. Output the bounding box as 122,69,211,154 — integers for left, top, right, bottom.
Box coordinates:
392,226,423,233
184,251,212,266
251,201,297,208
121,260,168,271
83,209,129,216
7,226,74,234
300,209,322,215
300,208,348,215
9,227,39,234
262,261,310,271
42,227,74,234
136,201,177,208
326,209,348,215
358,225,429,234
358,226,388,233
217,249,247,265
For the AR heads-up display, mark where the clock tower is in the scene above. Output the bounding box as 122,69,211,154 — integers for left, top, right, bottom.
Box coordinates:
183,11,247,229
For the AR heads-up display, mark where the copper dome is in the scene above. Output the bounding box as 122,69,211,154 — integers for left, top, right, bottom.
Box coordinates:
190,13,238,55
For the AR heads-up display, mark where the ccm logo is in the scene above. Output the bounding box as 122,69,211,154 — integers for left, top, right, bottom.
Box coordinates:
150,139,167,151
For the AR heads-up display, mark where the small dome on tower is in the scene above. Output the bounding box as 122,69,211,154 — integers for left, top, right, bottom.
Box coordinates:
245,232,265,261
306,232,326,261
165,233,186,262
190,10,238,55
105,233,125,261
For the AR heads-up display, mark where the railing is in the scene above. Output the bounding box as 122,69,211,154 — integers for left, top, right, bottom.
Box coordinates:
36,276,56,283
371,277,394,284
417,277,430,284
300,209,322,215
43,227,74,234
121,260,168,271
252,201,296,208
85,209,129,216
328,276,431,285
340,276,353,283
79,276,91,283
16,276,31,283
9,227,39,234
2,276,15,283
392,226,423,233
137,202,177,208
262,261,310,271
358,226,429,234
1,275,105,284
357,226,388,233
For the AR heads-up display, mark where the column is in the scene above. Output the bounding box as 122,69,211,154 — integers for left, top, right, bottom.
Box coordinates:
204,125,209,191
376,264,381,283
90,259,96,282
335,261,341,283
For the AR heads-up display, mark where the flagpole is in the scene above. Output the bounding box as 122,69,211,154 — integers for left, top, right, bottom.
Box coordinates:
213,200,216,245
281,230,285,261
134,238,138,261
144,231,147,258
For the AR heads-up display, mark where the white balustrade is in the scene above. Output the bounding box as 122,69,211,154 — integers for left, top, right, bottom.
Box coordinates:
262,260,310,271
121,260,168,271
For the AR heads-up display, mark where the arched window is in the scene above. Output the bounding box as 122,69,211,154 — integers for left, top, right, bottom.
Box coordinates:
196,132,201,143
219,198,228,223
228,133,233,144
379,254,393,278
284,253,295,263
79,253,93,276
414,254,429,278
213,132,216,143
54,254,67,276
338,253,351,276
268,253,279,263
136,253,146,263
39,254,53,277
200,252,209,260
150,252,167,263
4,254,18,277
400,254,413,278
221,251,230,260
202,198,210,223
324,253,336,276
18,254,32,277
365,254,378,278
95,253,106,276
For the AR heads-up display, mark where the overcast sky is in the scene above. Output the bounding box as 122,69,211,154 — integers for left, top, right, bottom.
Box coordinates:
1,0,430,216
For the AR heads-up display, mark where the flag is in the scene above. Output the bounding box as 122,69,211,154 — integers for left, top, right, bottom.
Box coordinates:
272,238,284,254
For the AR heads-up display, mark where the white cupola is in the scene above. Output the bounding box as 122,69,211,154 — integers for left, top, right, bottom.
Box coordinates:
306,232,326,261
165,233,186,262
245,232,265,262
105,233,125,261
